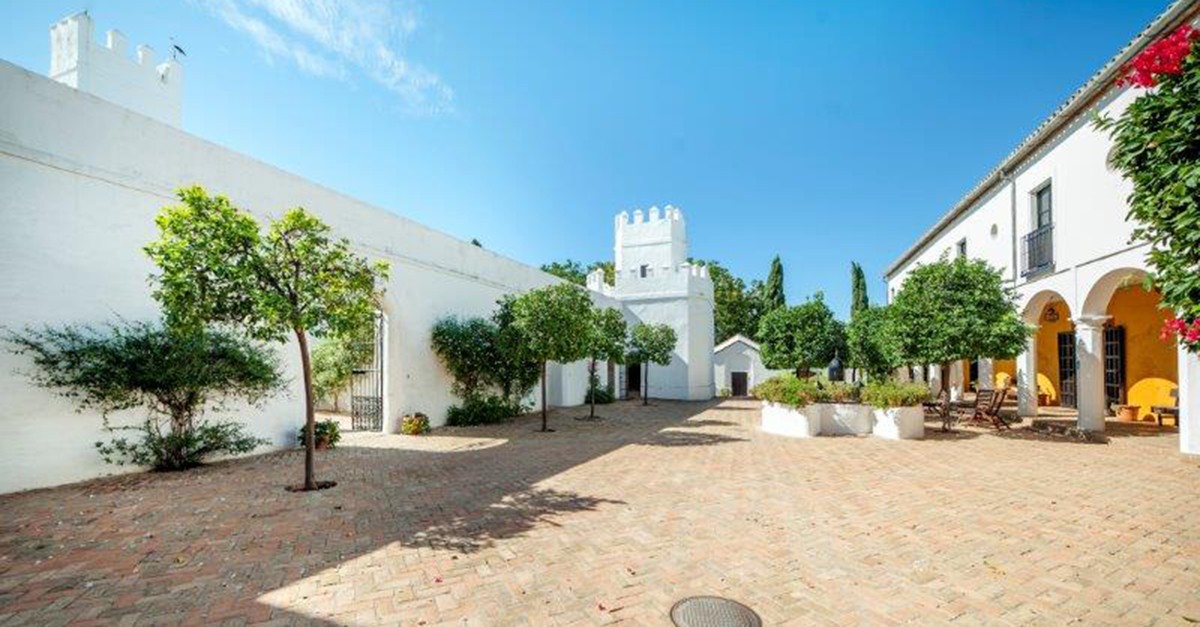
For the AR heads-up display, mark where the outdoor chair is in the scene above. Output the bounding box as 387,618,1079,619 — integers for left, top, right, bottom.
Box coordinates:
978,385,1012,431
1152,389,1180,427
955,389,995,426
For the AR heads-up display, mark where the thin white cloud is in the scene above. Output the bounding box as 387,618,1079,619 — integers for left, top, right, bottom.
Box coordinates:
195,0,452,114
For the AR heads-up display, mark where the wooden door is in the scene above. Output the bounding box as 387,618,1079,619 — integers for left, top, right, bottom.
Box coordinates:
731,372,748,397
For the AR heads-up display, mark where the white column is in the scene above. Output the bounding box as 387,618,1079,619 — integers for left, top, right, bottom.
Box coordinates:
1074,317,1108,432
1017,331,1038,417
927,365,942,393
1179,346,1200,456
978,358,995,391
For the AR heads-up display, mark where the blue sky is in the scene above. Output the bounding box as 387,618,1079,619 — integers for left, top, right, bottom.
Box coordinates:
0,0,1168,317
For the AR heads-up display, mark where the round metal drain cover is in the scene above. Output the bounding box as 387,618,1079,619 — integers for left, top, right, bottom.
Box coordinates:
670,596,762,627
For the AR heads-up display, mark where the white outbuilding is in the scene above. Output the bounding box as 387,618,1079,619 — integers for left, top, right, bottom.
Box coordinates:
712,335,786,397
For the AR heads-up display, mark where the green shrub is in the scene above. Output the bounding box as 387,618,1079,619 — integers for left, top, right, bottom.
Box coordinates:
98,419,266,470
861,381,931,408
717,387,732,398
584,385,614,404
751,374,822,408
6,321,282,471
446,394,521,426
401,412,430,435
297,419,341,448
818,381,859,403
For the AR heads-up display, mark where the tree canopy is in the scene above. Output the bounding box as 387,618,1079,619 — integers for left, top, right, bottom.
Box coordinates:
757,293,845,375
582,307,627,418
850,262,869,318
846,305,900,381
691,259,770,343
889,257,1029,371
763,255,786,311
145,186,388,490
540,259,614,286
627,322,677,405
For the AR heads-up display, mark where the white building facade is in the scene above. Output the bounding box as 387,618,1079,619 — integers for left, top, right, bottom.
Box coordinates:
0,14,713,493
712,335,786,397
885,1,1200,456
587,207,715,401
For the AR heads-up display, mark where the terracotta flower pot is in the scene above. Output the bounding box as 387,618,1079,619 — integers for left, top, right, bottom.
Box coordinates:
1114,405,1140,422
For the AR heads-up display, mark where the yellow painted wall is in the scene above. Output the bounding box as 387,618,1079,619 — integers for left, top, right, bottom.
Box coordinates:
1106,285,1177,420
994,359,1015,389
1035,303,1073,404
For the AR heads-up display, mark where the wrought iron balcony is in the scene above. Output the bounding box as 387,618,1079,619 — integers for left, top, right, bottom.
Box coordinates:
1021,223,1054,277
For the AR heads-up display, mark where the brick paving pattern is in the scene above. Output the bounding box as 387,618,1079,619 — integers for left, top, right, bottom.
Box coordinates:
1,399,1198,625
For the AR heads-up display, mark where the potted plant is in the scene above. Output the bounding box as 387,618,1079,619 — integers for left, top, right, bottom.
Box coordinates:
297,419,341,450
863,381,929,440
753,374,821,438
401,412,430,435
1112,404,1140,422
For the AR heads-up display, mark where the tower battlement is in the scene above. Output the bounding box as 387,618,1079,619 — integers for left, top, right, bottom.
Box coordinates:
50,12,183,127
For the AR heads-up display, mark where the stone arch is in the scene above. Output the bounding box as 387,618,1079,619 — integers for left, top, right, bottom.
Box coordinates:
1020,290,1075,407
1081,267,1176,421
1080,267,1149,319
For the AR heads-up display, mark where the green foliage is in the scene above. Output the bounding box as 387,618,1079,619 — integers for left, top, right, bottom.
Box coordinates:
401,412,431,435
889,257,1029,368
584,385,614,404
97,419,266,470
311,327,374,410
145,186,389,489
6,321,281,471
692,259,770,343
846,305,901,380
540,259,588,285
751,374,822,408
491,295,542,406
446,394,522,426
1097,43,1200,352
145,187,389,343
764,255,786,311
586,308,627,364
757,293,846,374
850,262,869,318
540,259,615,286
860,381,931,408
628,323,676,366
511,283,595,429
431,316,503,398
297,419,341,448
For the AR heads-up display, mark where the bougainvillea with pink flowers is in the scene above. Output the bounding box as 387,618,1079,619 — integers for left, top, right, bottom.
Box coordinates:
1098,23,1200,354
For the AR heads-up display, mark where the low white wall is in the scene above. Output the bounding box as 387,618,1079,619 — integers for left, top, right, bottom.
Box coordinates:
760,402,925,440
760,401,820,438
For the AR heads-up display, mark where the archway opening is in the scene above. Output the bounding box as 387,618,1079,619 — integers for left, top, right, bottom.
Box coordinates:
1103,283,1177,422
1031,295,1076,414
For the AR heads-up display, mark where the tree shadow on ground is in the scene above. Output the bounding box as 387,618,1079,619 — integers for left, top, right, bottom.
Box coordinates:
0,398,752,625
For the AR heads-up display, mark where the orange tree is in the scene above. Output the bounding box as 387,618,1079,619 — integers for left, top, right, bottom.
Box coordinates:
146,186,388,491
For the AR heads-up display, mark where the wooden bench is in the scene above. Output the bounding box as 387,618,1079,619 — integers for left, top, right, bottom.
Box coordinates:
1151,389,1179,428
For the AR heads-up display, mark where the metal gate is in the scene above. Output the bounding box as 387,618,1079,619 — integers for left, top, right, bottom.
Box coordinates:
1057,331,1077,409
350,314,384,431
1104,325,1126,410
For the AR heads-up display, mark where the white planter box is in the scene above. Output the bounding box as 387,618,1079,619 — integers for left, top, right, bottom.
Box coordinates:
820,403,873,435
872,406,925,440
760,401,821,438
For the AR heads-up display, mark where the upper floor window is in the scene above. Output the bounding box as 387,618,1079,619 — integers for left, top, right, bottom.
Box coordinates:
956,238,967,258
1035,183,1052,229
639,264,648,278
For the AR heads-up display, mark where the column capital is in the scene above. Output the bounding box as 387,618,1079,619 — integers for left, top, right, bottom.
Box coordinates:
1072,315,1110,330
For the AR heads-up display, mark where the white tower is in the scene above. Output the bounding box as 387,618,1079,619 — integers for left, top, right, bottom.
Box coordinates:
49,12,183,127
590,206,714,401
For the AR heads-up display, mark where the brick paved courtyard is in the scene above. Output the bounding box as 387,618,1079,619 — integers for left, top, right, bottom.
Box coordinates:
1,399,1198,626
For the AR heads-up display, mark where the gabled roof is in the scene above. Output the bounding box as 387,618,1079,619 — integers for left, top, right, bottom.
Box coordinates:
714,334,760,354
884,0,1200,278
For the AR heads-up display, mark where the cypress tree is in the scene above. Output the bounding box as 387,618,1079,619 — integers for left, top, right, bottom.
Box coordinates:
850,262,869,318
764,255,786,311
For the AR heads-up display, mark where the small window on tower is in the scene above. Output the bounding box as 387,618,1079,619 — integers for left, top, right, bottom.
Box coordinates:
639,264,648,278
956,238,967,258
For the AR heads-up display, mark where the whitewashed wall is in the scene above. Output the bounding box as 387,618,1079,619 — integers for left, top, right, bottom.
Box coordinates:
712,339,786,394
0,60,605,492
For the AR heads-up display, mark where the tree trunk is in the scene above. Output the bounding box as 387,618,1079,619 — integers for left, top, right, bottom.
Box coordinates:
540,361,549,432
296,329,317,490
642,363,649,406
589,358,597,419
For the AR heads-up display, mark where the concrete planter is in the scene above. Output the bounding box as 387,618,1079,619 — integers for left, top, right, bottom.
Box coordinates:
760,401,820,438
820,403,873,435
871,406,925,440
